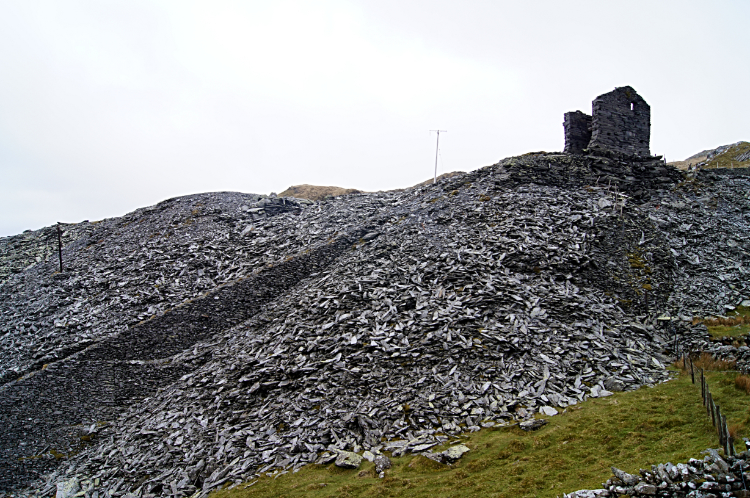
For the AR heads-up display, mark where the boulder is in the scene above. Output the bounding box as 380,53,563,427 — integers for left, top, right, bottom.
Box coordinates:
440,444,470,463
334,451,363,469
520,419,548,431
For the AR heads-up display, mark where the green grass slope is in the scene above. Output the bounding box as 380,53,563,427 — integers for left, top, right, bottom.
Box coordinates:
702,141,750,169
213,369,750,498
669,141,750,170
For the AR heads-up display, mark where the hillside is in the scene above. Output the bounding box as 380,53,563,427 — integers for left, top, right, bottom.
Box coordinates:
2,153,750,496
277,185,362,201
277,172,464,201
669,141,750,170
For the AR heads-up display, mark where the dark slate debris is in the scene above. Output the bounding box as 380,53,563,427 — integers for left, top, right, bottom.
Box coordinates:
1,155,750,497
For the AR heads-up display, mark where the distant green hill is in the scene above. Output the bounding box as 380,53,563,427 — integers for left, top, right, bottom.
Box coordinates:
670,141,750,170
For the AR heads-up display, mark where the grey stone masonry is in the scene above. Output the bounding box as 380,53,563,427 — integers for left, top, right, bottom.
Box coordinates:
588,86,651,157
563,86,651,158
563,111,592,154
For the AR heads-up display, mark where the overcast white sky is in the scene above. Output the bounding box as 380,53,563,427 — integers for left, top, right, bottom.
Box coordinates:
1,0,748,236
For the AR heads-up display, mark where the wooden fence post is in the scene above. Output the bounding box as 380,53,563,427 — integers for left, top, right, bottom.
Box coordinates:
724,416,732,456
689,358,695,384
716,406,723,438
699,372,736,456
709,394,715,425
729,432,735,457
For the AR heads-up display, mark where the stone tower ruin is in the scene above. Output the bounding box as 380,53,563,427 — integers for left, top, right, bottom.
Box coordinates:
564,86,651,157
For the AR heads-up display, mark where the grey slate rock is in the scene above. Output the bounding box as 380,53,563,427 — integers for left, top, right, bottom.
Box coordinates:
373,454,391,474
539,406,558,417
519,419,548,431
334,451,362,469
611,466,639,486
633,481,657,495
55,478,79,498
440,444,470,463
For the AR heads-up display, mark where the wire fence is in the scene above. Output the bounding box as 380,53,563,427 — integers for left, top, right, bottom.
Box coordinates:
682,353,737,456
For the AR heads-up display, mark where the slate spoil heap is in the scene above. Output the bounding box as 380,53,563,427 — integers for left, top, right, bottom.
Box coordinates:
2,153,750,497
0,192,309,387
0,222,97,285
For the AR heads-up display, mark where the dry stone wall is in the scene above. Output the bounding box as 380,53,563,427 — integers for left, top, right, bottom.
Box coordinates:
567,449,750,498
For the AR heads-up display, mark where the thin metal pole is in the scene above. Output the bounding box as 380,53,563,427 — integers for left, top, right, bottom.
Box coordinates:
430,130,447,184
56,223,63,273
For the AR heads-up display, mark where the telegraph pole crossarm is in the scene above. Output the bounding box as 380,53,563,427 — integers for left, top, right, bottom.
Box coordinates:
430,130,447,184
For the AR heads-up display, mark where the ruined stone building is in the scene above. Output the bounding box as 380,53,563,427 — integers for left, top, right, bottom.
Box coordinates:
564,86,651,157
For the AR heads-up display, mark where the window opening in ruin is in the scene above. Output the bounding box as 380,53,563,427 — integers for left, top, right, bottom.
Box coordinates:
630,102,634,111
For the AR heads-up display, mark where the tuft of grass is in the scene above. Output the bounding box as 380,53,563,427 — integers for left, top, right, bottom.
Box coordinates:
735,375,750,395
692,352,736,371
706,324,750,341
701,315,750,328
212,370,750,498
405,456,448,473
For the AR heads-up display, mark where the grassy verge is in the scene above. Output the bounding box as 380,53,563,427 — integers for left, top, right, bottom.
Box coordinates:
213,368,750,498
707,324,750,340
696,305,750,344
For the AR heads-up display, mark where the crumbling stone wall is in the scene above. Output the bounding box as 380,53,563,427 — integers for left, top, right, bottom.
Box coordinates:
563,111,592,154
563,86,651,158
588,86,651,157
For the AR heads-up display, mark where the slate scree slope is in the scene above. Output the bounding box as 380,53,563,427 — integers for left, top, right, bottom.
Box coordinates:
2,87,750,496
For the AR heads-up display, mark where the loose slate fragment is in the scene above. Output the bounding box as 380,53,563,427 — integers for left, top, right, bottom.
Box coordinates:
55,478,79,498
373,455,392,474
539,406,558,417
519,419,548,431
611,466,640,486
